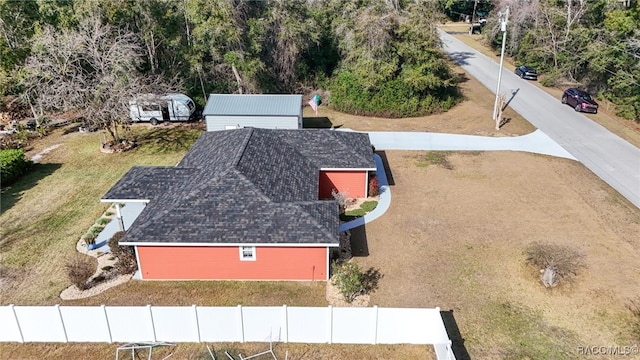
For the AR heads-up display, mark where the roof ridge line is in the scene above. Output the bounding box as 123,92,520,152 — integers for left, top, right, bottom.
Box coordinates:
334,131,372,166
233,128,254,166
293,201,339,242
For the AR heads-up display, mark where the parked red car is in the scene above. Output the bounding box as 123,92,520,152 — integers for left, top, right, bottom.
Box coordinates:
561,88,599,114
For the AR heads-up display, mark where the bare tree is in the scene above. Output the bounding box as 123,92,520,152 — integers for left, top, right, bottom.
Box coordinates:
21,14,179,143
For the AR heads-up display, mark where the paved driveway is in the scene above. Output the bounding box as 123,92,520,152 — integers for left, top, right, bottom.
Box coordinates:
438,29,640,209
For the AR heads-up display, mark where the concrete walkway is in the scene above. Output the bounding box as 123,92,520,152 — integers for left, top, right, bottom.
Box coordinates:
92,202,146,253
339,129,575,232
339,153,390,232
344,129,576,160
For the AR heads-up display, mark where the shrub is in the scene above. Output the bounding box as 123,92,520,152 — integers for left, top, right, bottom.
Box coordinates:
368,175,380,197
81,233,96,245
331,261,366,303
96,217,110,225
331,261,383,303
0,149,33,186
65,254,96,290
108,231,138,274
89,225,103,235
525,242,585,287
108,231,125,254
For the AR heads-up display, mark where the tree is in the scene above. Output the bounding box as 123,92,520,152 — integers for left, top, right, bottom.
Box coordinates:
327,0,459,117
185,0,263,94
21,14,178,143
260,0,318,92
0,0,41,94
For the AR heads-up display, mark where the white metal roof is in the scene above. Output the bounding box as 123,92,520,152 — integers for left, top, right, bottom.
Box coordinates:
203,94,303,117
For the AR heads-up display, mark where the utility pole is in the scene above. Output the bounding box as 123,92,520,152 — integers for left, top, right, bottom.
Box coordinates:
492,7,509,121
471,0,479,24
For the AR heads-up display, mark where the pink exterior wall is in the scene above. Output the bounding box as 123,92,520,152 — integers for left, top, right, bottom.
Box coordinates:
319,170,368,199
137,246,328,281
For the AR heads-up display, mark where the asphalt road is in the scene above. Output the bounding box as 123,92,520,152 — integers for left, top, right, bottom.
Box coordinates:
438,29,640,209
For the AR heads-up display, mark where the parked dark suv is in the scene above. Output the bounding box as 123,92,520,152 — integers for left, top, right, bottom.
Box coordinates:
514,65,538,80
561,88,598,114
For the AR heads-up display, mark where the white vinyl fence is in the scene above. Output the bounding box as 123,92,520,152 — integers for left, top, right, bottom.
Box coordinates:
0,305,455,359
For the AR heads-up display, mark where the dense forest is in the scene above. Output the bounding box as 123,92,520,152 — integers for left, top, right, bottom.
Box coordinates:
0,0,460,137
0,0,638,134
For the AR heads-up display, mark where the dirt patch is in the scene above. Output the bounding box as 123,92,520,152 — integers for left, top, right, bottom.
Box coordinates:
353,150,640,358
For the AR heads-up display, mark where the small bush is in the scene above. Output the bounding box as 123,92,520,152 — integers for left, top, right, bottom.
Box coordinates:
96,217,110,225
525,242,585,287
108,231,138,274
331,261,367,303
89,225,103,235
65,254,96,290
81,233,96,245
331,261,382,303
0,149,33,186
104,211,114,217
368,175,380,197
108,231,125,254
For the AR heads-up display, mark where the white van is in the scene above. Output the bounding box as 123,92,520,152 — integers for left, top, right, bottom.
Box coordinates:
129,93,197,125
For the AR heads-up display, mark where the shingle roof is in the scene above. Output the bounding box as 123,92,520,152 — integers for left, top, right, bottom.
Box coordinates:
203,94,303,117
102,128,375,246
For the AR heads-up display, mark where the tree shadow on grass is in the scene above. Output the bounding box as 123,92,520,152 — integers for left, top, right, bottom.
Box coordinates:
362,267,383,294
0,163,62,215
133,127,202,154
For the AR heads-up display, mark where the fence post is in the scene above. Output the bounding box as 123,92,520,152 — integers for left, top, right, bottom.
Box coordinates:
282,305,288,343
148,305,157,342
327,305,333,344
10,305,24,343
55,305,68,343
102,305,113,343
237,305,244,342
372,305,378,345
193,305,201,343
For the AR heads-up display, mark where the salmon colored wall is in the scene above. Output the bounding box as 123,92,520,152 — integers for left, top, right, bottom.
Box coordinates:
318,171,367,199
137,246,328,281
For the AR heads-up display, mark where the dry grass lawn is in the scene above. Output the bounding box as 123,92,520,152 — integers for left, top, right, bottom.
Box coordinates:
2,45,640,358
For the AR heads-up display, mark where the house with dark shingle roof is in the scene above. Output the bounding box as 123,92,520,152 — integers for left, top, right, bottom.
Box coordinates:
101,128,376,281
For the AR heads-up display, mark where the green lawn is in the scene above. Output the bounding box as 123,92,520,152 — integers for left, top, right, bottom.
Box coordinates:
0,126,201,304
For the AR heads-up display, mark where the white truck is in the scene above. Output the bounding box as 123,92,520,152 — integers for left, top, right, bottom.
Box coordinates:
129,93,197,125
